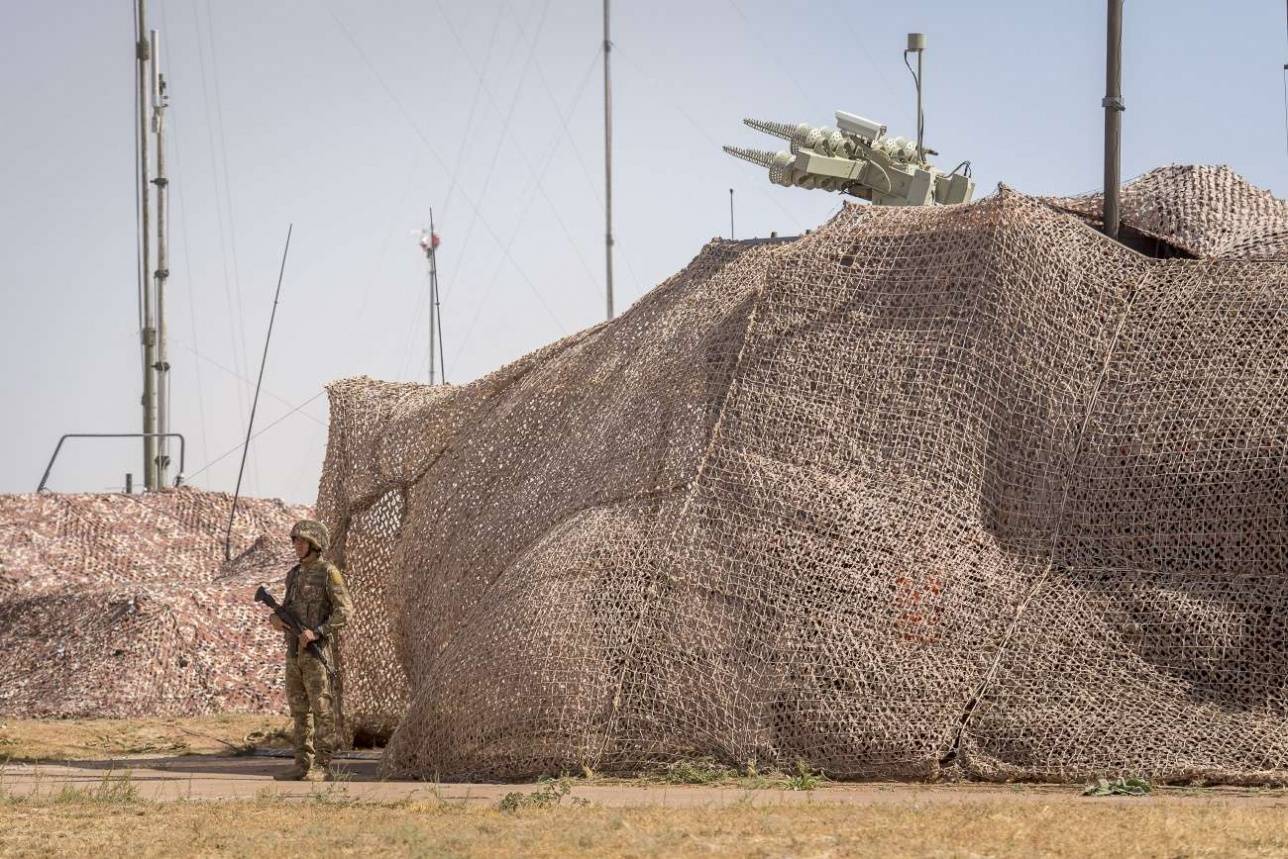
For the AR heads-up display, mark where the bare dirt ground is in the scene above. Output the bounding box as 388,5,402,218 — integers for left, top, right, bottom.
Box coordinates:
0,715,294,761
4,718,1288,857
7,754,1288,809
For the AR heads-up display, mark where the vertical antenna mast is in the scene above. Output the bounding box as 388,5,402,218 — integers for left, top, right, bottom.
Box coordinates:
1103,0,1124,240
427,208,437,385
419,212,445,385
152,29,172,487
433,213,445,383
135,0,158,490
603,0,614,320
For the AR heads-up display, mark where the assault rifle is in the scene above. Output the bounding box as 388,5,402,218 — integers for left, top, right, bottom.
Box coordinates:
254,584,335,674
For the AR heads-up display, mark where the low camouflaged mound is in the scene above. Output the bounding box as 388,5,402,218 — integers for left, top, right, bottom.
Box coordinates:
0,488,309,717
319,166,1288,784
1050,164,1288,260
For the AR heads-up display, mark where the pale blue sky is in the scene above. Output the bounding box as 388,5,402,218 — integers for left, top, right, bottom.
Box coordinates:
2,1,1286,503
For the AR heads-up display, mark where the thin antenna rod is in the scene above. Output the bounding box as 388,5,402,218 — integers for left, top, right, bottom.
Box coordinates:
421,210,446,384
427,207,437,386
1103,0,1124,240
729,188,735,239
434,227,446,384
915,44,924,159
225,224,293,561
603,0,614,320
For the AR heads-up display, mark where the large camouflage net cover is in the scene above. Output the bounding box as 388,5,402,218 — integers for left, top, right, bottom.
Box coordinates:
0,488,308,717
318,165,1288,783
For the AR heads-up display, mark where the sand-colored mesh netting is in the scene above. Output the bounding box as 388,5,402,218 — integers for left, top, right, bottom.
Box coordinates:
0,488,308,717
1051,164,1288,260
318,171,1288,783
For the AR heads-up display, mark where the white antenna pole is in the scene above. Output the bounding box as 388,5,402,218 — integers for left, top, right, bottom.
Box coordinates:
432,211,445,383
428,208,437,386
603,0,614,320
136,0,158,490
419,211,446,385
152,29,172,486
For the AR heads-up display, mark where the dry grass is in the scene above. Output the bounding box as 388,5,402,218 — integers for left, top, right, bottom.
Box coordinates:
0,714,292,761
2,789,1288,858
3,720,1287,856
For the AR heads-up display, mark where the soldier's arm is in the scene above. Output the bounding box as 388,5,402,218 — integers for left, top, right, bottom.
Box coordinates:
317,564,353,637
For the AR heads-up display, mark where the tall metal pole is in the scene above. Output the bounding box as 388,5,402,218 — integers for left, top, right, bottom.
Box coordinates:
225,225,293,561
729,188,735,239
602,0,614,320
427,208,437,385
151,31,171,486
432,210,445,384
135,0,158,490
1103,0,1125,240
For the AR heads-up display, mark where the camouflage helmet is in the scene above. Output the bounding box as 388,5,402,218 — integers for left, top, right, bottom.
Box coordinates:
290,519,330,553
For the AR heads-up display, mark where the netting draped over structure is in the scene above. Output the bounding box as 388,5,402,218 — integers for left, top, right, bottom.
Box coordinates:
0,489,308,717
319,166,1288,783
1052,164,1288,259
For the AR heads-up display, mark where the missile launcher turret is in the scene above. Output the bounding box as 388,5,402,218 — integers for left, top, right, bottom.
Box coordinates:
724,111,974,207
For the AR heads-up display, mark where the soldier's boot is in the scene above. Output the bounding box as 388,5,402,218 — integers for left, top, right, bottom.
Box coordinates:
272,727,314,781
311,678,339,782
273,760,312,781
311,747,335,781
276,708,316,781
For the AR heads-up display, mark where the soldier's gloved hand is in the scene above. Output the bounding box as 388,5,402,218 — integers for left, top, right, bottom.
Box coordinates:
298,628,319,650
269,614,288,633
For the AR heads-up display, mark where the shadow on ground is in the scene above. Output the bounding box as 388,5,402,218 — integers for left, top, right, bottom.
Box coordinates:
46,753,386,782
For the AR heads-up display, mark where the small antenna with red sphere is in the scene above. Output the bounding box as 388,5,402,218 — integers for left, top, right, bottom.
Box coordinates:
416,208,446,385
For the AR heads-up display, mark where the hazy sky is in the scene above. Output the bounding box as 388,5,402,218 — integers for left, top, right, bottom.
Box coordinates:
2,1,1286,504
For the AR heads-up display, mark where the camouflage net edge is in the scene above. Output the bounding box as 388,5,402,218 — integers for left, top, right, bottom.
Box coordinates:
0,489,310,718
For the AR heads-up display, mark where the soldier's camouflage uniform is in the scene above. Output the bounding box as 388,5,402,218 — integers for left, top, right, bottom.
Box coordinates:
281,521,352,775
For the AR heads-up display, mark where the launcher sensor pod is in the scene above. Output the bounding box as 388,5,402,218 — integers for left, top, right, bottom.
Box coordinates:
725,112,974,207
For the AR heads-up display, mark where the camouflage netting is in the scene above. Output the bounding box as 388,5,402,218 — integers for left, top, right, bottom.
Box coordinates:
0,488,309,717
1051,164,1288,259
318,164,1288,783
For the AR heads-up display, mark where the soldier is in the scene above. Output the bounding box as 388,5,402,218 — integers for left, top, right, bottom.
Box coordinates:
270,519,353,781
